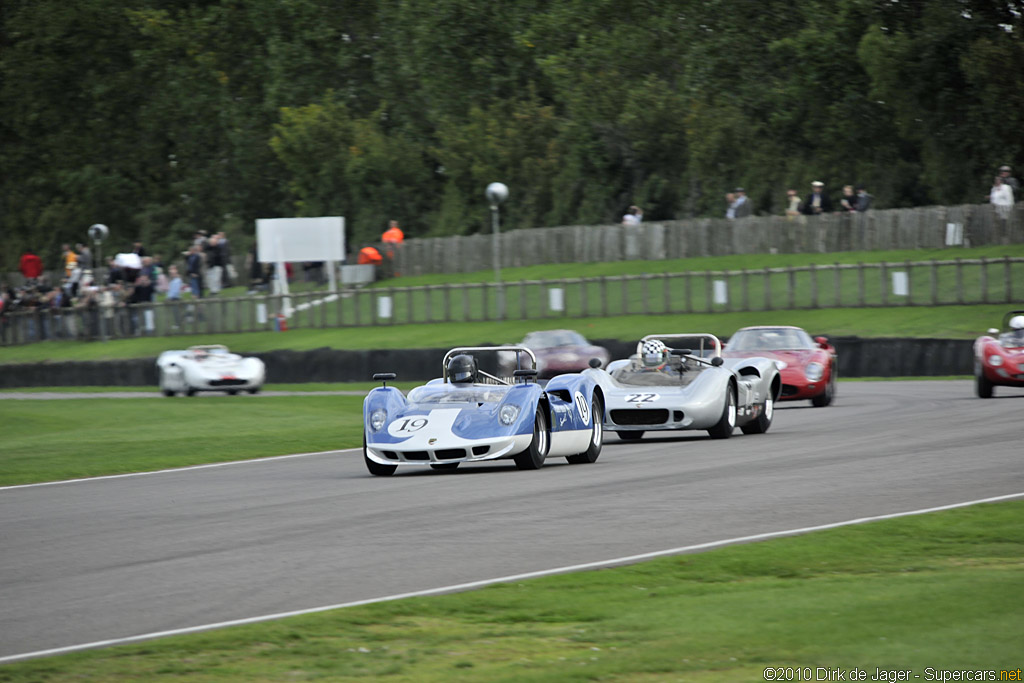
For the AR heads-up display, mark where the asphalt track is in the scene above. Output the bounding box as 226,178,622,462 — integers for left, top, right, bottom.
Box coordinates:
1,380,1022,662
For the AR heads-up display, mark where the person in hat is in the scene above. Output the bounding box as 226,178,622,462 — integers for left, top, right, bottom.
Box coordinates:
731,187,751,218
801,181,832,215
997,165,1020,193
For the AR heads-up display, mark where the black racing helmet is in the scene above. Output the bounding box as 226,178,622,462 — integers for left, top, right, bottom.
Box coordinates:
447,354,478,384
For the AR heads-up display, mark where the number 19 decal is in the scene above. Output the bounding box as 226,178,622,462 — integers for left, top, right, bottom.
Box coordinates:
574,391,590,424
388,417,428,436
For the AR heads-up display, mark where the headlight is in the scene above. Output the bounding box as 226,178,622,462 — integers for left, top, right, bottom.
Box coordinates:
499,404,520,425
988,355,1003,367
369,409,387,432
805,362,824,381
775,360,788,370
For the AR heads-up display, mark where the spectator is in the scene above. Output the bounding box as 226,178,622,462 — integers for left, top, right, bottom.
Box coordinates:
217,232,235,287
839,185,857,212
126,274,154,335
185,244,204,298
801,181,833,216
997,165,1020,193
106,256,126,285
19,249,43,285
76,243,93,271
724,193,736,219
731,187,751,218
621,205,643,225
204,233,224,295
855,185,873,212
990,175,1014,220
357,245,383,265
785,189,802,219
132,240,147,258
166,265,183,329
61,243,78,278
382,220,405,247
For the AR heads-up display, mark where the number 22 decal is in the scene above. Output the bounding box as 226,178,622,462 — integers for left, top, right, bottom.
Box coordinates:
625,393,659,403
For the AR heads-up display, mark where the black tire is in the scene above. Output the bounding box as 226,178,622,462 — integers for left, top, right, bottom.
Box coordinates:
248,387,260,395
430,463,460,471
364,434,397,476
740,394,774,435
514,409,549,470
811,366,836,407
975,363,994,398
227,390,238,396
707,385,737,439
162,389,176,397
186,387,197,397
567,396,603,464
617,431,644,441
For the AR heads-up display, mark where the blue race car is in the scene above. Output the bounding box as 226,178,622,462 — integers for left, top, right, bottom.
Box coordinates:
362,346,605,476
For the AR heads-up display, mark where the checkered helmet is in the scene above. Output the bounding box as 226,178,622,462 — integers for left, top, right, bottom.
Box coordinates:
641,339,668,367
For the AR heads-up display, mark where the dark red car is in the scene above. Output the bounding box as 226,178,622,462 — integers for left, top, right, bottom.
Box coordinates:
499,329,610,380
973,310,1024,398
723,326,837,406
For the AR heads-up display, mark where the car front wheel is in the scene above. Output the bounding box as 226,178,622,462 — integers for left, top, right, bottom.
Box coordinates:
514,409,549,470
812,367,836,407
975,363,994,398
707,385,737,439
364,434,397,476
567,396,603,464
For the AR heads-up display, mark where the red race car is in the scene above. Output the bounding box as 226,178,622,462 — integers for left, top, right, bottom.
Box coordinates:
974,310,1024,398
498,329,610,379
723,326,837,406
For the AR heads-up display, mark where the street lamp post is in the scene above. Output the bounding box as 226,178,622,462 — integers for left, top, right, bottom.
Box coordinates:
486,182,508,319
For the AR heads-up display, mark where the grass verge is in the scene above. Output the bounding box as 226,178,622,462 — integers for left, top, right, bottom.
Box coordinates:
1,500,1020,681
0,396,365,486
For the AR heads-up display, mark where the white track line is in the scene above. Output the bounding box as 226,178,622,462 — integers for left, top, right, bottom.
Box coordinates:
2,490,1022,664
0,449,361,491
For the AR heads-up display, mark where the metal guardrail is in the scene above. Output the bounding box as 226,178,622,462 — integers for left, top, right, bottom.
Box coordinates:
2,257,1022,346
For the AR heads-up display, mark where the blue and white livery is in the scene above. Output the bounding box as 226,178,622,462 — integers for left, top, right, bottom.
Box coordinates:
362,346,605,475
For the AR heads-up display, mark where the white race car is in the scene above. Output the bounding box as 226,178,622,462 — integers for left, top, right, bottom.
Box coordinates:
584,333,781,440
156,345,265,397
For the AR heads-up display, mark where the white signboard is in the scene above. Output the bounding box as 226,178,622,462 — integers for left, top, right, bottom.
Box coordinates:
377,295,393,319
713,279,728,305
548,287,564,312
945,222,963,246
256,216,345,262
891,271,909,297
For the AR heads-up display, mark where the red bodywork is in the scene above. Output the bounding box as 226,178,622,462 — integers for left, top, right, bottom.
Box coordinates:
504,329,611,380
722,326,837,404
974,310,1024,397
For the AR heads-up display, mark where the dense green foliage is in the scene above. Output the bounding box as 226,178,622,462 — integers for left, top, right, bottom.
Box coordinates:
4,0,1024,271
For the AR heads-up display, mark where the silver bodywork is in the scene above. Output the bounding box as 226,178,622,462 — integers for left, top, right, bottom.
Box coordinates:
583,333,781,438
156,344,266,396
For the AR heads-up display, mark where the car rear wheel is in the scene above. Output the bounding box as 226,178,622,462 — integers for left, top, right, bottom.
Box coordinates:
741,395,773,435
364,434,397,476
248,387,260,395
514,409,549,470
430,463,460,471
617,431,644,441
707,385,737,439
227,390,238,396
811,367,836,407
975,363,994,398
162,389,176,397
186,387,197,397
567,396,603,464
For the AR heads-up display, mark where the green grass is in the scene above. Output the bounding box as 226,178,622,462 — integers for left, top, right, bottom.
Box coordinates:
1,500,1020,681
0,304,1009,365
0,396,366,485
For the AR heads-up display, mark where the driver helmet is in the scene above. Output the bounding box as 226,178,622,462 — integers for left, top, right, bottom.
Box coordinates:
1010,315,1024,340
447,354,478,384
641,339,668,368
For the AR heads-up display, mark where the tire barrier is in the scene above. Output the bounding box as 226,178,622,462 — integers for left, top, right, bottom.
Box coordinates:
0,337,974,389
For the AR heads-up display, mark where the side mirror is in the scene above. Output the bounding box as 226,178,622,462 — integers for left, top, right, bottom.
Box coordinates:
588,357,603,368
711,356,724,367
814,336,829,347
513,368,538,383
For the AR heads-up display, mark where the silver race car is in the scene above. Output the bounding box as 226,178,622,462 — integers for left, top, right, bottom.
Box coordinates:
156,344,266,397
584,333,781,440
